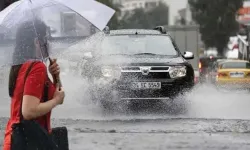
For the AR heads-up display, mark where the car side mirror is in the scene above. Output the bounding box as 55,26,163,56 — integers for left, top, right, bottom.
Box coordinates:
183,51,194,60
83,52,93,60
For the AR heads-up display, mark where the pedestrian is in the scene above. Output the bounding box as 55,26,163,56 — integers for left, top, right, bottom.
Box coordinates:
2,18,65,150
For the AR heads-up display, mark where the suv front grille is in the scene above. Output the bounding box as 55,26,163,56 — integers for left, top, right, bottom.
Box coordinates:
151,67,169,71
121,66,140,71
120,66,170,80
121,72,169,80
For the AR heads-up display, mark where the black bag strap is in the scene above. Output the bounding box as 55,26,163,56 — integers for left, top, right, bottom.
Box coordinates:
20,62,49,131
43,77,49,131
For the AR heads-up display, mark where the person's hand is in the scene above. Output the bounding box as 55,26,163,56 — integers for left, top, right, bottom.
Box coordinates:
49,59,60,76
53,86,65,105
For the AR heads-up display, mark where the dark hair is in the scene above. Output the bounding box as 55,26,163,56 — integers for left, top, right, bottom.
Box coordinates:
9,19,47,97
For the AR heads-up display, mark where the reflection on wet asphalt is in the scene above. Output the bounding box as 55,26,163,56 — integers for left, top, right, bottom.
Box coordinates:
1,72,250,149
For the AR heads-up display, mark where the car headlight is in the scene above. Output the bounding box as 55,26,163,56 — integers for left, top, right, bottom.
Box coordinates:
169,66,187,78
101,66,121,79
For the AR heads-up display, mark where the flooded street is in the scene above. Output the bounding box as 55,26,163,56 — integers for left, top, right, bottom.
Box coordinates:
0,0,248,149
1,68,250,149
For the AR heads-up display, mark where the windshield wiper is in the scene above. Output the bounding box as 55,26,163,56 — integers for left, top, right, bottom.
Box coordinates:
133,53,157,55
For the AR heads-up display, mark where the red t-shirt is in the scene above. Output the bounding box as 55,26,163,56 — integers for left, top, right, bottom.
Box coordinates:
3,61,56,150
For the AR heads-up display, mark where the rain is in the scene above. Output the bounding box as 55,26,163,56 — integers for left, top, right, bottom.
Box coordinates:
1,0,250,150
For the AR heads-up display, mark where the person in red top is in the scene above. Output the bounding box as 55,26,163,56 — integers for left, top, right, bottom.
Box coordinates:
3,19,65,150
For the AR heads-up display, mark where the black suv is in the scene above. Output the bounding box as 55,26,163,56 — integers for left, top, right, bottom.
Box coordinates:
81,26,195,109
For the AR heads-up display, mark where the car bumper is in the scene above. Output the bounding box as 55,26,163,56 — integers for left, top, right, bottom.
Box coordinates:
216,78,250,89
92,78,193,100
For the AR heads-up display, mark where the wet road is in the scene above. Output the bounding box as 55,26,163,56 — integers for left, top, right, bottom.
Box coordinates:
2,117,250,150
1,69,250,149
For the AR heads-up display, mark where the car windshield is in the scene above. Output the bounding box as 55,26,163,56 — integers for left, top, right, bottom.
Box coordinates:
220,61,250,69
100,35,178,56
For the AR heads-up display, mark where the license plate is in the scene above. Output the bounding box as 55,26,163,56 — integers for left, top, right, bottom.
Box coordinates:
131,82,161,89
230,72,244,78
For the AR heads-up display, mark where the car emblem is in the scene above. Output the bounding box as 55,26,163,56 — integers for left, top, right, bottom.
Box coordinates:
140,67,151,75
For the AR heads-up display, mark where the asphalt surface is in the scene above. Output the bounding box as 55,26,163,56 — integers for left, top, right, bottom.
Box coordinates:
1,69,250,150
2,117,250,150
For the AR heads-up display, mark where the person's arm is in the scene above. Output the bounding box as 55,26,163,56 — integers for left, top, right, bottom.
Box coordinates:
48,59,59,85
21,62,58,120
22,95,58,120
52,75,57,85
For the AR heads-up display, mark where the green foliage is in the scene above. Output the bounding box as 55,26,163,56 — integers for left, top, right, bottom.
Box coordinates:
122,8,151,29
147,2,169,27
123,2,169,29
97,1,169,29
189,0,243,55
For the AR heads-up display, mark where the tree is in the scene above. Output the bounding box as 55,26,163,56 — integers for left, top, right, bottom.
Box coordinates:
147,2,169,27
96,0,121,29
122,8,151,29
123,2,169,29
180,17,186,25
189,0,243,56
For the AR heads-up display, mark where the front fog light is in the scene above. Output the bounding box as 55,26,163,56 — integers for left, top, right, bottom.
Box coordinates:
169,66,186,78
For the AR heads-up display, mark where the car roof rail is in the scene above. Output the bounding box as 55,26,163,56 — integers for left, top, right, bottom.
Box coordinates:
153,26,167,34
103,26,110,34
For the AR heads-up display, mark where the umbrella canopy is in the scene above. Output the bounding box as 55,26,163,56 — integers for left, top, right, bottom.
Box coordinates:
0,0,115,66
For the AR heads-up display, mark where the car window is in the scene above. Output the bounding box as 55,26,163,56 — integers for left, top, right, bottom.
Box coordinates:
221,62,250,69
100,35,178,56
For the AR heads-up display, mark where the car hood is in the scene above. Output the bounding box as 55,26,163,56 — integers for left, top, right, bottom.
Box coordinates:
93,55,187,66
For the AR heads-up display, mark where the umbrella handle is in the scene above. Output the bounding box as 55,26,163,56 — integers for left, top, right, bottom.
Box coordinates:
49,58,62,89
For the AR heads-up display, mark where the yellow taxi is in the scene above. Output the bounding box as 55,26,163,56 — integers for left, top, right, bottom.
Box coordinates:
216,59,250,89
